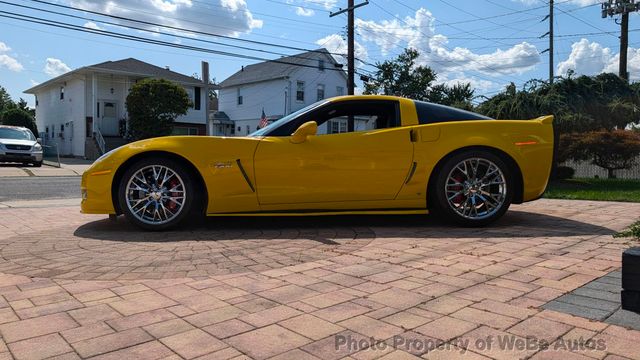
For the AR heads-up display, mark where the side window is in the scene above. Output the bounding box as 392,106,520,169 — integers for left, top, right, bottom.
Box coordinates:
310,101,400,136
415,101,491,124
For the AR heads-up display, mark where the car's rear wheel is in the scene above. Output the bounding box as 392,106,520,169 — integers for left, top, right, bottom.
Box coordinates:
431,150,513,226
118,157,194,230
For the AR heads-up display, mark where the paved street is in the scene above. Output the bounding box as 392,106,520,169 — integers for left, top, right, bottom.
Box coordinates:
0,176,81,201
0,199,638,359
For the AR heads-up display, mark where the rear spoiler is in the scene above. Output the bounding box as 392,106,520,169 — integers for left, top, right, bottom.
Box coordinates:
534,115,554,125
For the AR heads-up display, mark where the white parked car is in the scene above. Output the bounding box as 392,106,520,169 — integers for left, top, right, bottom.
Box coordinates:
0,125,43,167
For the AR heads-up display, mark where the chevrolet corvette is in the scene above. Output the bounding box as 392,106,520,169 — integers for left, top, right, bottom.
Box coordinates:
81,95,554,230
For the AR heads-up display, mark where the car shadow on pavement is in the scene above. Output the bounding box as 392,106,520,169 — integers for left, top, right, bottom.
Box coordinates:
73,209,614,243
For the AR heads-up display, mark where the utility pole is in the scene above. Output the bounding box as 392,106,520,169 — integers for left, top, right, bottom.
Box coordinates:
540,0,554,83
549,0,554,83
602,0,640,81
330,1,368,96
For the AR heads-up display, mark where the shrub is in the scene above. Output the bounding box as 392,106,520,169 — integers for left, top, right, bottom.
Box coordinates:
614,221,640,240
574,130,640,179
555,166,575,180
0,108,38,135
125,78,191,141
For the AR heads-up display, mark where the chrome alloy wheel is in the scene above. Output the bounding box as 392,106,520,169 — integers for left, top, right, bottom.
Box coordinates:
125,165,186,225
445,158,507,220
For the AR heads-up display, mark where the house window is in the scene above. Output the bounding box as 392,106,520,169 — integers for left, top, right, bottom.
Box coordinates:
35,96,38,107
317,84,325,101
97,102,100,118
329,119,348,134
60,86,64,100
237,88,243,105
319,59,325,72
194,87,201,110
296,81,305,102
172,127,200,135
45,126,49,139
246,125,250,134
336,86,344,96
237,126,241,132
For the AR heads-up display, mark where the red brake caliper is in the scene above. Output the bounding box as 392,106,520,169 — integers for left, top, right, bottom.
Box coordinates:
452,175,465,204
167,178,179,211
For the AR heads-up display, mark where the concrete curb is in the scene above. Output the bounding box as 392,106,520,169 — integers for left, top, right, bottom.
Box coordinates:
0,198,81,208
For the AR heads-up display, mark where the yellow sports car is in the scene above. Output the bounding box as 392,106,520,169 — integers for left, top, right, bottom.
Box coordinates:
81,95,554,230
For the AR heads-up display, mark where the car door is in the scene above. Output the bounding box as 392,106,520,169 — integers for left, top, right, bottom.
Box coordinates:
253,100,415,206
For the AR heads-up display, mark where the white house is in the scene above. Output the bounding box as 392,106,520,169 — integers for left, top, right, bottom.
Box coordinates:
24,58,209,159
218,49,348,136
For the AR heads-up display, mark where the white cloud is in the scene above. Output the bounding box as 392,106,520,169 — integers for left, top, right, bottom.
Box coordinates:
315,34,368,64
302,0,336,10
44,58,71,77
83,21,103,30
68,0,262,37
558,38,640,81
295,6,315,16
0,42,23,72
0,55,23,72
30,79,40,86
440,74,498,93
355,8,541,77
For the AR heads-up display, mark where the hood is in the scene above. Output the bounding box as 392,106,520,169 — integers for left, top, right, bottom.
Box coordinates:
0,138,37,146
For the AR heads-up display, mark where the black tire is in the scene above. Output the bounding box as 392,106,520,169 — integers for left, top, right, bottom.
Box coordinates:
430,149,514,227
118,157,195,231
32,161,42,167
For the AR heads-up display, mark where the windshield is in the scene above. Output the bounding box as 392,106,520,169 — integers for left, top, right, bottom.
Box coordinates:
0,128,35,141
249,100,329,137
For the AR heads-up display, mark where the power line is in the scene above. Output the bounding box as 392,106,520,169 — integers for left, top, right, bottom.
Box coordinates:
0,10,373,77
24,0,342,54
1,0,328,63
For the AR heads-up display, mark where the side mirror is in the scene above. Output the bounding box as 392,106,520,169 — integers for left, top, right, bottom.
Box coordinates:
36,138,42,144
290,121,318,144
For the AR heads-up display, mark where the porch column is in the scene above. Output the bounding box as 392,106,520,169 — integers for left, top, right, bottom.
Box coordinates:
91,73,98,134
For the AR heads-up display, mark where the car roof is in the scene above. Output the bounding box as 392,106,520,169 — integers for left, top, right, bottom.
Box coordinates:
0,125,29,130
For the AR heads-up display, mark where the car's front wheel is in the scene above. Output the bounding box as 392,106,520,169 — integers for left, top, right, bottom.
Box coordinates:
118,157,194,230
431,150,513,227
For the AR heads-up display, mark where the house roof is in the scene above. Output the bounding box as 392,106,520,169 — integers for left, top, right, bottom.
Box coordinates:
218,48,345,88
24,58,208,94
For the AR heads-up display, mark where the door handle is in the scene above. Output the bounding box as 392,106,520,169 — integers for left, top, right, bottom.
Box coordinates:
410,129,418,142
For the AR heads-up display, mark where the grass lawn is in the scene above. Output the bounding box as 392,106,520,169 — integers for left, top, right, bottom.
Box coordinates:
544,178,640,202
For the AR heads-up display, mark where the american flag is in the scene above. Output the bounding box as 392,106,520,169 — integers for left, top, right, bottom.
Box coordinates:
258,108,268,129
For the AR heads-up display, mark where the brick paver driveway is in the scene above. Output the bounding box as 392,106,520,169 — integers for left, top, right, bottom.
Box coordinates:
0,199,638,359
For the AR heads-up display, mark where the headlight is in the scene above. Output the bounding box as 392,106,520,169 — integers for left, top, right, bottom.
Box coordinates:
0,143,4,149
33,143,42,151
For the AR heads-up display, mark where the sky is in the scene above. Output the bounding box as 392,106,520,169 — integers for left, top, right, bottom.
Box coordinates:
0,0,639,107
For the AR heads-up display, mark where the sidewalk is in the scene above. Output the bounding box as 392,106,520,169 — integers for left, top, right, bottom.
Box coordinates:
0,158,92,177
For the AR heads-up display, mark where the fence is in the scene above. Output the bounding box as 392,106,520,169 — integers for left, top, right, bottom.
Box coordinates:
562,159,640,179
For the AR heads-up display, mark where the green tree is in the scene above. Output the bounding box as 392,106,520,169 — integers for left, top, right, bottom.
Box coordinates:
0,86,15,114
477,74,640,133
573,130,640,179
125,78,191,140
363,48,474,108
0,108,38,135
17,98,35,117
